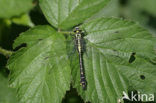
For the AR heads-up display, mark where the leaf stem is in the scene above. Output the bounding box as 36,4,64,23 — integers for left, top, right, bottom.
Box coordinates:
59,31,75,35
0,47,13,57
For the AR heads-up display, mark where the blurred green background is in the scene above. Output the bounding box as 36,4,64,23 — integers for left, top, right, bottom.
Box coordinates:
0,0,156,103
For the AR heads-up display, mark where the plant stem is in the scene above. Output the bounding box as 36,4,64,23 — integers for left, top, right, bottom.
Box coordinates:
0,47,13,57
59,31,75,35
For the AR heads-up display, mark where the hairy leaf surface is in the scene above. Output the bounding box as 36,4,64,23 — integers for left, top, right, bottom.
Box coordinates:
39,0,110,30
7,25,71,103
71,17,156,103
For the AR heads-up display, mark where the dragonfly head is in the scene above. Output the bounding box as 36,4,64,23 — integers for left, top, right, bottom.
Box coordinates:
74,27,82,34
74,27,86,38
75,27,79,30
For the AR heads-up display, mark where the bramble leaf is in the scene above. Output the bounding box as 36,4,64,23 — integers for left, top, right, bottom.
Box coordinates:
129,0,156,17
7,25,71,103
39,0,110,30
0,73,18,103
12,14,34,27
71,17,156,103
88,0,120,21
123,0,156,27
0,0,34,18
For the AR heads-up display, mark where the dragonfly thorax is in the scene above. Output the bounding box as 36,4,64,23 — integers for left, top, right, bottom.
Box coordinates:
76,33,81,38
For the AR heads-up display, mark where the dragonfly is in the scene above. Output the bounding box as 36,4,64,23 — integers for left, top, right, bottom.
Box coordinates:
73,27,87,90
65,26,132,90
66,26,122,90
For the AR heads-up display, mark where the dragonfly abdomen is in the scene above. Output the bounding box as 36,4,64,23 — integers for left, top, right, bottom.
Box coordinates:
79,53,87,90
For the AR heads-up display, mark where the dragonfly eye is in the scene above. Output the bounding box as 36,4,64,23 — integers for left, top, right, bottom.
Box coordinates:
74,27,81,33
75,27,79,30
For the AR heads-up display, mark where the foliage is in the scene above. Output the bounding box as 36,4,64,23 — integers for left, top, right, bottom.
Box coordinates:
8,26,71,103
0,0,156,103
0,73,18,103
39,0,110,29
0,0,34,18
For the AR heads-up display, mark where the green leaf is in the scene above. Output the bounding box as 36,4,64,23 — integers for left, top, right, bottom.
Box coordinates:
88,0,120,21
7,25,71,103
0,0,34,18
71,17,156,103
39,0,110,30
122,0,156,26
0,73,18,103
11,14,34,27
130,0,156,17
